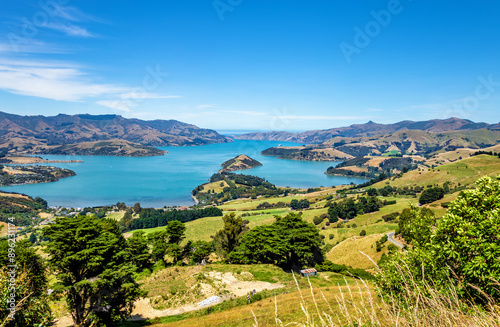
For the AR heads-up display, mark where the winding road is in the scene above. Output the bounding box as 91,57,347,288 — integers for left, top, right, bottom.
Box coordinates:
387,232,404,249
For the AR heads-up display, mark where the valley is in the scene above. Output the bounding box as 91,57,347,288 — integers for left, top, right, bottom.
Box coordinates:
8,145,498,326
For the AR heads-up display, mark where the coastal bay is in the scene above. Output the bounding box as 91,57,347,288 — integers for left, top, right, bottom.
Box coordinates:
0,140,367,208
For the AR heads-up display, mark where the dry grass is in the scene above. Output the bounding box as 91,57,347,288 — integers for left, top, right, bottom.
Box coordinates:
151,279,375,327
148,264,500,327
326,234,390,270
0,221,7,237
105,210,126,221
252,268,500,327
374,155,500,189
0,191,30,199
200,181,230,194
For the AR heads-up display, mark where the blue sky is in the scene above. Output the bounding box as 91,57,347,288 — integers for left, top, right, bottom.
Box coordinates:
1,0,499,131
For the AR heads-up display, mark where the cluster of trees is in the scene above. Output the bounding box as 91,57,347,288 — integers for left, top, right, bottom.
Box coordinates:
378,176,500,305
3,211,217,327
193,172,287,204
289,198,310,210
327,196,382,222
142,220,212,267
229,213,324,270
366,182,454,199
256,201,287,210
125,207,222,231
209,212,325,271
472,150,500,158
364,184,425,197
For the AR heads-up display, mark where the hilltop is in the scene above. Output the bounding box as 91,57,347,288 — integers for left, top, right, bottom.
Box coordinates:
0,111,232,156
233,117,494,143
219,154,262,173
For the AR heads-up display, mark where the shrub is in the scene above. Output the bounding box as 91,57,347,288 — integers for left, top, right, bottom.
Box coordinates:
382,212,399,222
387,243,398,254
378,176,500,305
419,186,445,204
376,235,388,252
359,230,366,236
313,216,324,225
441,202,450,208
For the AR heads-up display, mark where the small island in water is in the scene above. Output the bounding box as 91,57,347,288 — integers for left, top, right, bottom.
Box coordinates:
0,165,76,186
219,154,262,173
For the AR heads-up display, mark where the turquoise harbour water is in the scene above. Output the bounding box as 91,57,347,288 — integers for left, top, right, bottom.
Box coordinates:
1,140,367,208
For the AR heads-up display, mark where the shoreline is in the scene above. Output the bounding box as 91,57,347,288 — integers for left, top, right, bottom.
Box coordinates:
1,156,84,164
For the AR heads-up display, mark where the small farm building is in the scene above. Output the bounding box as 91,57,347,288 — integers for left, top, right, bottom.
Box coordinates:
300,268,317,277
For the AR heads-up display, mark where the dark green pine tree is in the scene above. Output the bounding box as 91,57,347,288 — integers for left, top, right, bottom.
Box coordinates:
42,216,145,327
212,213,249,260
29,232,37,244
126,231,153,271
165,220,186,245
148,230,169,264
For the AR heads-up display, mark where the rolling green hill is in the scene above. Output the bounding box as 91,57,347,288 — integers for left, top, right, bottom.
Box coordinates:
262,128,500,160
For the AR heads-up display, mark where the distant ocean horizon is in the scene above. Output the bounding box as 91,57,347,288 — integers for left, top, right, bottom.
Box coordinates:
217,129,306,135
1,140,367,208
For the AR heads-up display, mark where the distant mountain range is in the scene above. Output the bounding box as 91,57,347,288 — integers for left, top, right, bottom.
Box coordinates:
0,111,232,156
250,118,500,161
233,117,498,143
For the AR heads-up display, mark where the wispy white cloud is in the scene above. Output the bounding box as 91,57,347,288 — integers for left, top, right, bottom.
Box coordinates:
96,100,132,112
4,3,100,47
42,23,94,37
120,92,181,100
279,115,370,120
39,3,102,23
220,110,266,116
97,93,182,112
197,104,218,109
0,41,68,54
0,59,126,101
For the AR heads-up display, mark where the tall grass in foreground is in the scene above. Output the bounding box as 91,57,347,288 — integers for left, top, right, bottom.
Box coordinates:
261,265,500,327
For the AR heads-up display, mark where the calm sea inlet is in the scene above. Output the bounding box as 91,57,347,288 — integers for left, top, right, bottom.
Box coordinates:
1,140,367,208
